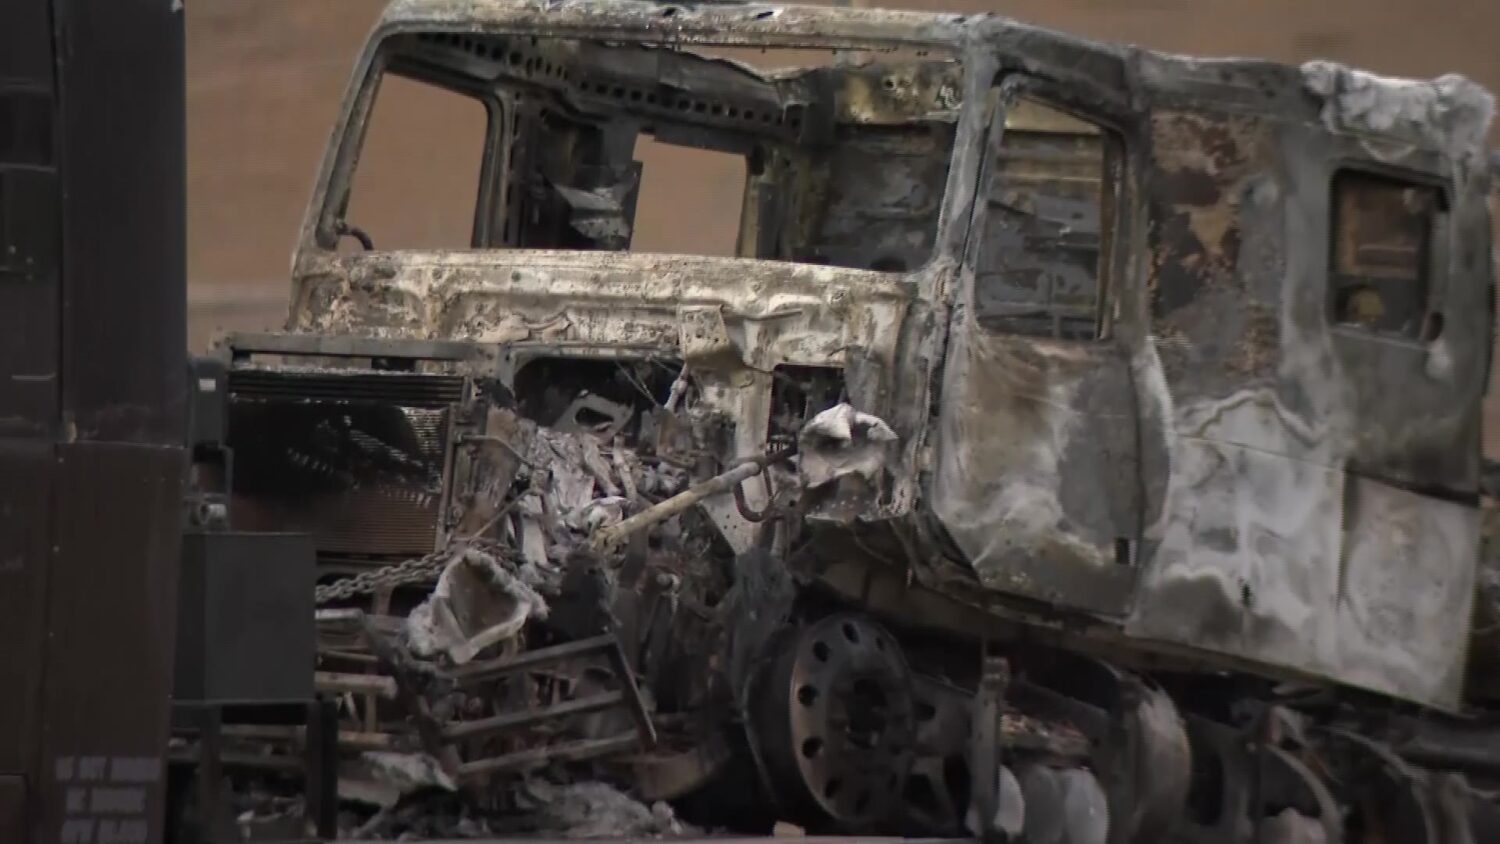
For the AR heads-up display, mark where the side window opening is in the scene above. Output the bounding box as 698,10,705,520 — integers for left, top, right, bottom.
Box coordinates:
343,72,491,251
1330,170,1444,340
974,96,1119,340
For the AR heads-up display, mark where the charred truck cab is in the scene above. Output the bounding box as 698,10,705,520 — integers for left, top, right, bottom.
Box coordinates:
198,0,1500,841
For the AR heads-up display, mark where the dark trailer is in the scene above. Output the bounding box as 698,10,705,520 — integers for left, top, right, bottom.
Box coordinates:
0,0,187,843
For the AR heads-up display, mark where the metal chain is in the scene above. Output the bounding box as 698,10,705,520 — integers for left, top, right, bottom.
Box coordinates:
314,551,448,605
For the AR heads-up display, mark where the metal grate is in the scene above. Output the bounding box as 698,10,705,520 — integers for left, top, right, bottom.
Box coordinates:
228,368,464,559
229,369,465,408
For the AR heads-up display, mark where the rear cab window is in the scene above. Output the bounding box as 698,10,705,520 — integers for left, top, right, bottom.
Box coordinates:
1329,169,1447,341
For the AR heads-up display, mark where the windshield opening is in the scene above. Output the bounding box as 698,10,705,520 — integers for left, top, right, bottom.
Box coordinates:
323,32,963,274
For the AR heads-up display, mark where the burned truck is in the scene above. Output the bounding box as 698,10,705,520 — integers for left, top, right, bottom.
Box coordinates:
181,0,1500,841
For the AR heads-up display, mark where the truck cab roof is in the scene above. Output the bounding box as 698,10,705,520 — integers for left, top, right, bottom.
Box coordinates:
370,0,1493,161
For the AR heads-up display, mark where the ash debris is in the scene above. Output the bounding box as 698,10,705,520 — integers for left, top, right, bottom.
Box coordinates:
340,780,693,840
798,403,898,490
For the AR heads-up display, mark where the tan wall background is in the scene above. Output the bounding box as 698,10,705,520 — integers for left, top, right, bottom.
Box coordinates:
187,0,1500,442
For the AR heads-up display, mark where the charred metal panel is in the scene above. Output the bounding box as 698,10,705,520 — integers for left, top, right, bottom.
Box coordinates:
35,443,184,844
932,331,1139,614
930,83,1140,616
1127,104,1382,695
292,257,910,369
55,0,187,445
1334,478,1477,702
1142,110,1280,394
377,0,970,51
1127,92,1487,707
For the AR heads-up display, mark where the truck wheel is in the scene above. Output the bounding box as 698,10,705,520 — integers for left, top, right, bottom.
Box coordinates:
749,613,917,831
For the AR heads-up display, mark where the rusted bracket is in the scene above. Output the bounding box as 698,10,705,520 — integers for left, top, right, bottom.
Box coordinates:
732,473,800,524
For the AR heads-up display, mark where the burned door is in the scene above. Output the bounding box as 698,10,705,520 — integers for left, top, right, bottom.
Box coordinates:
931,78,1140,616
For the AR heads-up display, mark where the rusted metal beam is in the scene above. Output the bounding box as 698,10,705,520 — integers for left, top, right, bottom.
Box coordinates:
442,692,624,741
447,634,615,683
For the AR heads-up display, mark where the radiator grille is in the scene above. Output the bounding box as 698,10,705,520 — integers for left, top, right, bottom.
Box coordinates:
228,368,465,408
227,368,461,558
